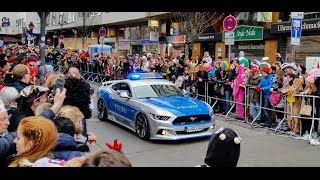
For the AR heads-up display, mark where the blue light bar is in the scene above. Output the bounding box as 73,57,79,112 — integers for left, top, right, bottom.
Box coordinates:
127,73,164,80
128,73,141,80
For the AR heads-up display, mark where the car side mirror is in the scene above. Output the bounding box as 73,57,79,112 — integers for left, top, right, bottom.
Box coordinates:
119,91,129,98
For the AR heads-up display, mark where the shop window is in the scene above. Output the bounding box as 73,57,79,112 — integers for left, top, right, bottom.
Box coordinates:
285,35,320,65
231,41,265,61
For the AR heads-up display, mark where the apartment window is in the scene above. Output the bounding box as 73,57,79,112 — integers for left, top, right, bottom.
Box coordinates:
67,12,74,23
89,12,101,16
78,12,90,18
303,12,320,19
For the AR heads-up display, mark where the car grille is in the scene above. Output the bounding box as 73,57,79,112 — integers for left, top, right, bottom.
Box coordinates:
176,128,209,135
172,115,211,125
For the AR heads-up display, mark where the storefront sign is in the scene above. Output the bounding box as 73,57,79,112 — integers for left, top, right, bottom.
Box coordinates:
118,41,130,50
136,40,158,44
148,20,159,27
150,31,159,41
238,43,265,50
104,38,116,43
224,25,264,41
166,35,186,44
271,18,320,33
194,33,222,42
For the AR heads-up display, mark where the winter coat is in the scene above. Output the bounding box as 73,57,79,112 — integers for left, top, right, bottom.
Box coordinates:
52,133,86,161
8,106,55,132
5,78,28,93
0,132,17,167
257,74,275,98
247,74,261,102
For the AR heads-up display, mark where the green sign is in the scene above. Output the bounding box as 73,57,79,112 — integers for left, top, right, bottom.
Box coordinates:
223,25,264,41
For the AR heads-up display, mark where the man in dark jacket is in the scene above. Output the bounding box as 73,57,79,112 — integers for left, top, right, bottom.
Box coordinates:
5,64,30,93
52,117,88,161
9,85,66,132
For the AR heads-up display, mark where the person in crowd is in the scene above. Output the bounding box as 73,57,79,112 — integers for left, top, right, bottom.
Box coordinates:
8,116,58,167
5,64,30,93
0,100,17,167
246,65,261,122
64,78,92,135
65,150,132,167
300,74,318,141
270,70,287,130
67,67,81,79
56,105,96,147
198,127,240,167
195,64,208,101
0,86,19,115
276,53,285,64
9,85,66,132
221,60,232,115
281,63,298,87
281,73,303,135
0,59,11,85
232,65,246,120
51,116,87,161
256,66,274,127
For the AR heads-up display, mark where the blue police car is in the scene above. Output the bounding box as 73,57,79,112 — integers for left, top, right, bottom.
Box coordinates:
97,73,215,140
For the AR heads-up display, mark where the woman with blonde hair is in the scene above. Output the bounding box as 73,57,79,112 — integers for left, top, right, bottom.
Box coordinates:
8,116,58,167
56,105,96,145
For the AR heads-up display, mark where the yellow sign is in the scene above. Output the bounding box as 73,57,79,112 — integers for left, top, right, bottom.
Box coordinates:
148,20,159,27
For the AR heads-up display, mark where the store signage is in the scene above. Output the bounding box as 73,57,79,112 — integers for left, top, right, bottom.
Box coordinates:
238,44,265,50
271,18,320,33
148,20,159,27
223,25,263,41
136,40,158,44
166,35,186,44
104,38,116,43
118,41,130,50
150,31,159,41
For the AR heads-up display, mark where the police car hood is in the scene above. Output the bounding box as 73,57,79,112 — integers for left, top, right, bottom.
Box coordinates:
139,96,209,116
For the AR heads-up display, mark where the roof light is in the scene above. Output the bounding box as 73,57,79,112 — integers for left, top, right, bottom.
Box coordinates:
128,73,141,80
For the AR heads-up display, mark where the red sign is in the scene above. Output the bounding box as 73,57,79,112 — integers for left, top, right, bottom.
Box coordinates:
47,38,51,43
223,15,237,32
99,27,107,37
166,35,186,44
59,35,64,40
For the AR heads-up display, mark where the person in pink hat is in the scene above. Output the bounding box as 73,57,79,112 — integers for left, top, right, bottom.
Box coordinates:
300,74,318,143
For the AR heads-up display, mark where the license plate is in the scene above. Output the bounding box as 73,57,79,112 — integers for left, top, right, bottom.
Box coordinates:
185,126,203,132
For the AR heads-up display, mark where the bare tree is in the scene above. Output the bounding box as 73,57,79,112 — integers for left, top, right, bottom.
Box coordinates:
173,12,225,58
74,12,97,50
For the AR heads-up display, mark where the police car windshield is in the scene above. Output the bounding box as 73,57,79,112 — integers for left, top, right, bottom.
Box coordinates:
133,84,184,98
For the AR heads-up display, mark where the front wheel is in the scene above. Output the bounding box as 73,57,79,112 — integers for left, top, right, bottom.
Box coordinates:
97,99,108,121
135,113,150,140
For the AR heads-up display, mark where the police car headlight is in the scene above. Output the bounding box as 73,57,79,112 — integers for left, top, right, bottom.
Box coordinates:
150,113,170,121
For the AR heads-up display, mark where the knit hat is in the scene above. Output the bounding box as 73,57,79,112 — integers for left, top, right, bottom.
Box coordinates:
305,76,315,84
239,58,249,67
261,66,271,74
204,127,241,167
251,65,259,73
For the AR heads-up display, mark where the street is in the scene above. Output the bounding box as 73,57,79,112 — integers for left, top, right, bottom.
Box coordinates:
88,82,320,167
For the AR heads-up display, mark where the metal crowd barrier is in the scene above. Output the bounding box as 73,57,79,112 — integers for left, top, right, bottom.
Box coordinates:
184,80,320,142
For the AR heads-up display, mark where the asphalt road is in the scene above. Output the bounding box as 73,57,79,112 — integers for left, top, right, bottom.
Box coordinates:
87,82,320,167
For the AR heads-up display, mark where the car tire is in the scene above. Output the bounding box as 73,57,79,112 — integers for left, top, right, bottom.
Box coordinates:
135,113,150,140
97,99,108,121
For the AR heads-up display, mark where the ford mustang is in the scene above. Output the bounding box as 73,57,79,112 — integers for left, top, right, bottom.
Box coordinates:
96,73,215,140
